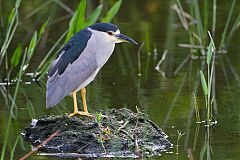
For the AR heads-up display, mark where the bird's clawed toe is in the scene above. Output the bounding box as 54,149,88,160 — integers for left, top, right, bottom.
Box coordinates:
68,111,93,118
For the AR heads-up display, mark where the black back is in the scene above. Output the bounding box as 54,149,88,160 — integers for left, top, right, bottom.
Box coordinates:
48,29,92,77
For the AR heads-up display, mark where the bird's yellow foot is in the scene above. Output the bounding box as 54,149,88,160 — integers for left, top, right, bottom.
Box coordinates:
68,111,93,117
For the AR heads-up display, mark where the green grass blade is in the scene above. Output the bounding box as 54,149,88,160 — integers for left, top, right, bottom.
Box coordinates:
208,31,216,50
0,115,12,160
212,0,217,36
145,27,151,55
65,0,86,42
85,4,103,27
7,8,15,26
0,1,19,65
65,16,75,42
27,31,38,60
10,48,28,118
75,0,86,32
175,0,189,30
39,18,49,37
10,136,20,160
15,0,21,8
193,0,205,43
37,29,68,72
101,0,122,22
200,139,207,160
226,13,240,45
203,0,208,34
52,0,73,13
219,0,236,49
200,70,208,96
206,41,213,65
96,112,103,124
11,43,22,67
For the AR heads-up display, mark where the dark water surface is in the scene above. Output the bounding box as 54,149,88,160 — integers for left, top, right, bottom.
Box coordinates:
0,0,240,159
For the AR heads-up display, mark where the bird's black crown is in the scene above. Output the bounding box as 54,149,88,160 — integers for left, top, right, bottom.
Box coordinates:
89,23,118,32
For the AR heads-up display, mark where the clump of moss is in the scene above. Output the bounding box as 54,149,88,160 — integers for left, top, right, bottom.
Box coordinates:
22,108,172,159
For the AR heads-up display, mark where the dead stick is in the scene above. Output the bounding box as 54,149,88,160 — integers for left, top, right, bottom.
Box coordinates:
19,130,60,160
119,129,134,141
118,120,129,131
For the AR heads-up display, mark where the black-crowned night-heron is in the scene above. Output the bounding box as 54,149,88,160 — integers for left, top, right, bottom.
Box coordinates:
46,23,137,117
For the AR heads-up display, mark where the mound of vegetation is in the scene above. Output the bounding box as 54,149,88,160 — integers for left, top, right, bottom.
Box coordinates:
22,108,172,159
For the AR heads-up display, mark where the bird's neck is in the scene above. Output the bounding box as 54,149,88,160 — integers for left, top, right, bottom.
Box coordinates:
88,31,116,68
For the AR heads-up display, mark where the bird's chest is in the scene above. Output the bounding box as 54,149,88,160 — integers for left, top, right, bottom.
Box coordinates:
96,43,115,67
87,36,115,68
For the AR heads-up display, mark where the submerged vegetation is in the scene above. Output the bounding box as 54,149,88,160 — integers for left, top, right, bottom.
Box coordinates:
0,0,240,159
199,32,216,125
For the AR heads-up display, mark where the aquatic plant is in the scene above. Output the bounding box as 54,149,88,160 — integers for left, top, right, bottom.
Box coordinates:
171,0,240,125
176,130,186,155
193,93,200,123
199,32,217,125
174,0,240,52
0,0,21,68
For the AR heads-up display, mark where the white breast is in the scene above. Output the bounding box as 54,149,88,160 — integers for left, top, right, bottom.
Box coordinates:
74,29,116,91
88,29,116,68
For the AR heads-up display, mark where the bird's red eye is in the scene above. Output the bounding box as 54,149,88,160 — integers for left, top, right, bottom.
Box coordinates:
107,31,113,35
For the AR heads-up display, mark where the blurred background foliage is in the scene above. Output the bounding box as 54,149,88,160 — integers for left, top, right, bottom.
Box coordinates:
0,0,240,159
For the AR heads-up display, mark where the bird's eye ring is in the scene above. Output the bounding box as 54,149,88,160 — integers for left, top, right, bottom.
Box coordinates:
107,31,113,35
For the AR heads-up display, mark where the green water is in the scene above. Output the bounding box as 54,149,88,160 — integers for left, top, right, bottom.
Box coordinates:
0,0,240,159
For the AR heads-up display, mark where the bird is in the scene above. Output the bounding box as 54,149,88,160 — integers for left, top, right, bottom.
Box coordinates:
46,23,137,117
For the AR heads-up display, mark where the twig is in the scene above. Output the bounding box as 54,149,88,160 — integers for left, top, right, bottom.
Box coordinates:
52,0,73,14
171,4,189,31
173,54,191,76
19,130,60,160
25,1,52,19
133,135,142,157
171,4,194,20
137,42,144,76
114,120,129,135
178,43,206,49
155,50,167,79
155,50,167,70
119,129,134,141
119,120,129,131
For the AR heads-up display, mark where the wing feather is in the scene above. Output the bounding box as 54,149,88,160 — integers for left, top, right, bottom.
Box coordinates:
48,29,92,77
46,29,98,108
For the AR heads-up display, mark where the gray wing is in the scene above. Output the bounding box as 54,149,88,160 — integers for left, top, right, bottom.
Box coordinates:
46,29,97,108
46,56,98,108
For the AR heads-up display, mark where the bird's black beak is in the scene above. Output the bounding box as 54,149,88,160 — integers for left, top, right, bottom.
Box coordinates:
116,33,138,45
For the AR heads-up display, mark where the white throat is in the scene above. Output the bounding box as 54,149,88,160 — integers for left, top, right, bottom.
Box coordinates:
87,28,116,67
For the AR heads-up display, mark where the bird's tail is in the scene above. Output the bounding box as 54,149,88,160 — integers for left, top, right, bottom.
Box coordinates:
46,81,67,108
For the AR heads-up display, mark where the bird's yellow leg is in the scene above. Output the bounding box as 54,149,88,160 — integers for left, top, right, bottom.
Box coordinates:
68,91,92,117
81,87,88,113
